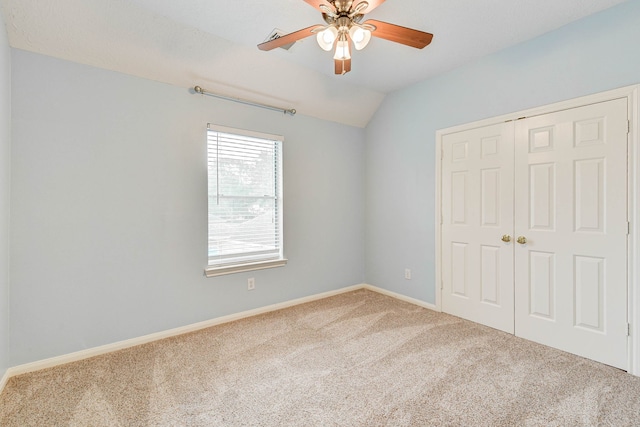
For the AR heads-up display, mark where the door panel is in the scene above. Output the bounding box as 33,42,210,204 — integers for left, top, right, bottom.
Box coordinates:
451,242,468,297
575,158,604,232
529,250,555,320
451,172,468,224
529,163,556,230
442,122,515,333
481,168,501,226
514,98,628,369
481,245,500,305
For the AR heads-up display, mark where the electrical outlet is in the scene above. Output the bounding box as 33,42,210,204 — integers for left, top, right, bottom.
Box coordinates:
248,277,255,290
404,269,411,280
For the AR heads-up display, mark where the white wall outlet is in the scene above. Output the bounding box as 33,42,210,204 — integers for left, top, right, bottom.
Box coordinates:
404,269,411,280
248,277,255,290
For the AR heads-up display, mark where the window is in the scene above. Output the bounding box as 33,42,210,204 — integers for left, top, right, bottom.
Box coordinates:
205,124,286,277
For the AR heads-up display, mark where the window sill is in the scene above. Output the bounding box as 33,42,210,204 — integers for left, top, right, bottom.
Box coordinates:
204,258,288,278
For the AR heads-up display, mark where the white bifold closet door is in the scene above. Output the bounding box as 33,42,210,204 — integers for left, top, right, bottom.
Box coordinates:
514,98,628,370
441,122,515,334
441,98,629,369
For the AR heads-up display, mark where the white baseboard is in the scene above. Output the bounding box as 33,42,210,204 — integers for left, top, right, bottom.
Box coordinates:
0,283,437,395
5,284,365,380
363,284,439,312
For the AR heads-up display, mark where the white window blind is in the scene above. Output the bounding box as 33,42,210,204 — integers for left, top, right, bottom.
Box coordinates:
207,124,284,273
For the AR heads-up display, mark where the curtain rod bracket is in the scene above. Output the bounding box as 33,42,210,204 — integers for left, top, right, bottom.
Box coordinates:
193,86,296,116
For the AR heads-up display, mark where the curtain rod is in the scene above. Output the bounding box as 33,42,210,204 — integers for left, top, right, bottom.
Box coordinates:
193,86,296,116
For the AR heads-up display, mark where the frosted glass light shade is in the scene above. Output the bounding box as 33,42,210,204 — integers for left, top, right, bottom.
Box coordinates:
317,27,338,51
348,26,371,50
333,39,351,60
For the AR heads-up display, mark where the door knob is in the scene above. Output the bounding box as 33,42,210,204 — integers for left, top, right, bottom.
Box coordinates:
501,235,511,243
517,236,527,245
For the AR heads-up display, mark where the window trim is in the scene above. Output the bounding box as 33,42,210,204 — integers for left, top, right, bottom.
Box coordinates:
204,258,288,278
204,124,286,277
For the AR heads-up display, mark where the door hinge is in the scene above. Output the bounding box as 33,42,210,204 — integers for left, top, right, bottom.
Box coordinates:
627,323,631,337
441,279,444,290
628,120,631,134
628,221,631,235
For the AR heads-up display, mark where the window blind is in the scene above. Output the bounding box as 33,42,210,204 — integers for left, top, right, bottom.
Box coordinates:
207,125,284,268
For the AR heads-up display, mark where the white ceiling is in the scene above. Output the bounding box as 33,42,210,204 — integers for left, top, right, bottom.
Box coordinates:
0,0,629,127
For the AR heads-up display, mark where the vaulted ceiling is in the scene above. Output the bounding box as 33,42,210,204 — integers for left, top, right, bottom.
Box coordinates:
0,0,628,127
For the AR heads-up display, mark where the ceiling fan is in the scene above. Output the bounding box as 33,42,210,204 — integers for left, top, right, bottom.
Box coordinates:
257,0,433,75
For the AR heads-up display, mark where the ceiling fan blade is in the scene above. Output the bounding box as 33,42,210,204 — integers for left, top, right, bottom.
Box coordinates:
258,25,324,51
364,19,433,49
302,0,333,13
353,0,386,13
334,58,352,75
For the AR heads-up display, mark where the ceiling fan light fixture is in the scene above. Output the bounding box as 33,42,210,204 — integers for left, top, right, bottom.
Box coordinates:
317,26,338,51
333,38,351,60
348,26,371,50
257,0,434,76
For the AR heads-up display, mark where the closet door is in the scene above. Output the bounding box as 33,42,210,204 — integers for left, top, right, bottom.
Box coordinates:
514,98,628,369
441,122,515,333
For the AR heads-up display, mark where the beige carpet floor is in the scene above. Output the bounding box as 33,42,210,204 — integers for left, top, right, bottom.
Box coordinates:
1,289,640,426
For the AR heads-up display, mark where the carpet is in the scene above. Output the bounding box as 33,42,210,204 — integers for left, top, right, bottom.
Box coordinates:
1,289,640,426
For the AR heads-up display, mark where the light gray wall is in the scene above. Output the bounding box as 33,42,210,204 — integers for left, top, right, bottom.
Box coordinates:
0,8,10,376
365,0,640,304
10,49,365,366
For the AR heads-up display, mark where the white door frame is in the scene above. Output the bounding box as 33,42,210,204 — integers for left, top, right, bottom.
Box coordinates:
435,84,640,376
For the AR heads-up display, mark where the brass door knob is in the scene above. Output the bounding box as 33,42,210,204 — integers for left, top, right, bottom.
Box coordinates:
517,236,527,245
501,235,511,243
